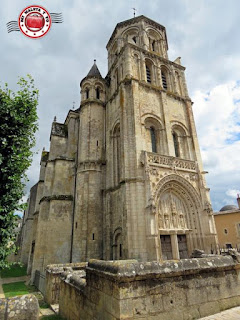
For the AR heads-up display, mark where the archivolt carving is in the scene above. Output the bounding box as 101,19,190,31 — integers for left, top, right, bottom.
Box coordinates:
158,192,187,230
154,174,201,209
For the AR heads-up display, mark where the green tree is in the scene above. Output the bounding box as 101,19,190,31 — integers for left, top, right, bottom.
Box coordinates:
0,75,38,268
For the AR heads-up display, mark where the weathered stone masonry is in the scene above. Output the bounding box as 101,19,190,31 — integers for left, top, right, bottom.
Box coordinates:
58,256,240,320
19,15,218,283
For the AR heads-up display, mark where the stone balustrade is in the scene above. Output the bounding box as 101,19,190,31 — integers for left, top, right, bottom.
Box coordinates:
146,152,197,172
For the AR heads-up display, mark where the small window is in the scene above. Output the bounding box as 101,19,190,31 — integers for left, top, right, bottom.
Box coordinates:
150,127,157,153
96,87,100,99
152,40,156,51
224,228,228,234
146,65,151,83
226,243,232,249
86,88,89,99
161,71,168,90
173,132,180,157
119,244,122,258
92,233,95,240
132,36,137,44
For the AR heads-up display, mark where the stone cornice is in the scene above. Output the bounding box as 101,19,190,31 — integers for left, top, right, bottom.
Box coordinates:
107,78,191,104
47,157,75,163
80,99,105,109
105,178,145,193
87,256,235,281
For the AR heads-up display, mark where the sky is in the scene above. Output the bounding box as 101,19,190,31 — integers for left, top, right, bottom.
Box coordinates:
0,0,239,212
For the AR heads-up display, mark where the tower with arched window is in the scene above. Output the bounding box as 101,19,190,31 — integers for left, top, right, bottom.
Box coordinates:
24,16,218,281
104,15,217,262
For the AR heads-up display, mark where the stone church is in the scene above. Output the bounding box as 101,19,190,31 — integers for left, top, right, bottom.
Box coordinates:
19,15,218,280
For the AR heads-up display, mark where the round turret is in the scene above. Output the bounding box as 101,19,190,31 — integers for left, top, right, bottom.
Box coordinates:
80,60,106,103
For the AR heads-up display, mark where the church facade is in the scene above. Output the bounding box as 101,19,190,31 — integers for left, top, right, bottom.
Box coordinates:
19,15,218,279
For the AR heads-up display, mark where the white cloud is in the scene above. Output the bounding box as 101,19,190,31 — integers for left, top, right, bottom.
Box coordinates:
226,189,240,199
193,81,240,210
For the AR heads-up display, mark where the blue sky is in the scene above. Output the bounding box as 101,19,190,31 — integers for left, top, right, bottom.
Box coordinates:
0,0,239,212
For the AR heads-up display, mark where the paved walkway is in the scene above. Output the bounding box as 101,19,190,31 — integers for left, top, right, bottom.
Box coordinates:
200,306,240,319
0,277,4,298
1,275,30,284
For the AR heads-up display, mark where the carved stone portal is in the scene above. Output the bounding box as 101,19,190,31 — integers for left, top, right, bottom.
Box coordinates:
158,191,188,230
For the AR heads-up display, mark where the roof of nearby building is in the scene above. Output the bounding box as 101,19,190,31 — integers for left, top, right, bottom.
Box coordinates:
214,206,240,216
220,205,238,212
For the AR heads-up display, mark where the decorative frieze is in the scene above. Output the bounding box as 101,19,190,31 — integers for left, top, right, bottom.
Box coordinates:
51,122,68,138
146,152,197,172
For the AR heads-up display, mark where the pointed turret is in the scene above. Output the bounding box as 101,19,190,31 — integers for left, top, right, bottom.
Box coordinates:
80,60,103,86
80,60,106,103
87,59,102,78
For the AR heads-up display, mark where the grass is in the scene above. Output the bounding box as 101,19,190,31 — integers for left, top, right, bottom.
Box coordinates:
2,281,29,298
0,263,27,278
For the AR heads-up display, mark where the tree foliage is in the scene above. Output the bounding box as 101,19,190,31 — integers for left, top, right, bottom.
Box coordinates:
0,75,38,268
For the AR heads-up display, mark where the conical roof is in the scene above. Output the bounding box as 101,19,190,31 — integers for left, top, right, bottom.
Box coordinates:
87,60,102,78
80,60,103,87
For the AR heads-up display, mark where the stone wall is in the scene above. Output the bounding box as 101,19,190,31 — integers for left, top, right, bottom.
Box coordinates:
59,256,240,320
45,262,87,305
0,294,39,320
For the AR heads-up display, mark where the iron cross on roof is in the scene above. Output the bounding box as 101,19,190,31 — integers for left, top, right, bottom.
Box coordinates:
132,8,137,17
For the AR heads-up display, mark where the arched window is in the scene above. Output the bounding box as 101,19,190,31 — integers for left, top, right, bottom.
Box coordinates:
146,65,151,83
161,70,168,90
96,87,100,99
113,124,121,185
150,127,157,153
113,229,123,260
144,117,165,154
173,132,180,157
86,88,89,99
152,40,156,51
132,36,137,43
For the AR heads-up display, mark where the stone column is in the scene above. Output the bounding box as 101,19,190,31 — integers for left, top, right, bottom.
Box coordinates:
171,233,180,260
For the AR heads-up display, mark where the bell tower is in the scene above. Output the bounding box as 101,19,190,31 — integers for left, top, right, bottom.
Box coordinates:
104,15,218,261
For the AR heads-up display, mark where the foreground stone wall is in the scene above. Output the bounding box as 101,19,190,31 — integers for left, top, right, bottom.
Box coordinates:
45,262,87,305
0,294,39,320
59,256,240,320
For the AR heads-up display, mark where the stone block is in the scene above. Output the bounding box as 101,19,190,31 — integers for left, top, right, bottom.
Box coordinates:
199,301,221,318
1,294,39,320
187,287,208,306
182,307,200,320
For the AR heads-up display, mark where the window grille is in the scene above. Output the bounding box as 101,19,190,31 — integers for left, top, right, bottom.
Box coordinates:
162,71,168,90
146,65,151,83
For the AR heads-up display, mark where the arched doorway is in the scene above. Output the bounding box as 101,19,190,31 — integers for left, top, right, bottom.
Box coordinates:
154,174,203,260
